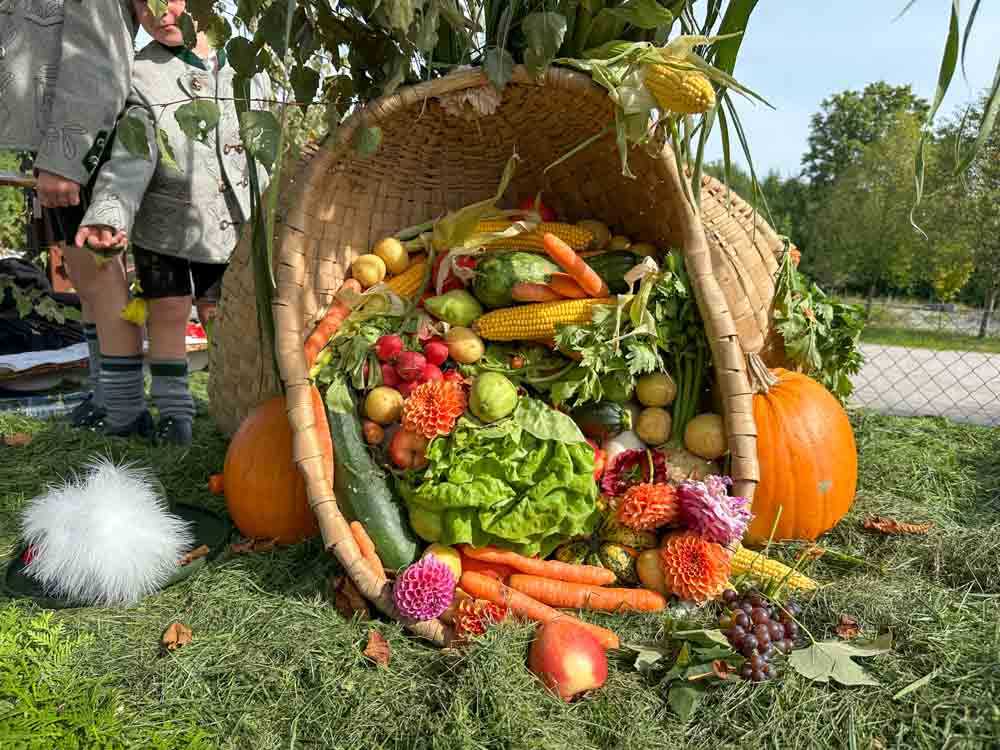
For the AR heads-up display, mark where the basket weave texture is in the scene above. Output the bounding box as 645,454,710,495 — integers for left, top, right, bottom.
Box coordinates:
208,66,788,643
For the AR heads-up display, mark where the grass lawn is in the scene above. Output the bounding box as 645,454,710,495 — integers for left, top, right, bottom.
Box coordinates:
860,325,1000,354
2,372,999,749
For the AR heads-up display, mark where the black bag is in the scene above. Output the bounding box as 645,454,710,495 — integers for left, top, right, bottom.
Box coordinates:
0,256,84,355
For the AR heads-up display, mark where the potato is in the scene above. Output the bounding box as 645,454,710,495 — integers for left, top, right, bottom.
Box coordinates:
684,413,727,460
636,407,672,445
445,326,485,364
365,386,404,425
352,254,387,288
373,237,409,275
637,373,677,407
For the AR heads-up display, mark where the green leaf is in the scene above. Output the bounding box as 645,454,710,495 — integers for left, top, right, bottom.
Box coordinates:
258,0,291,58
513,397,587,445
710,0,759,75
238,110,281,171
146,0,167,16
155,128,181,173
521,12,568,78
670,629,732,648
431,152,517,252
385,0,416,32
667,683,703,722
117,115,150,161
788,635,892,687
484,47,514,91
627,643,671,675
606,0,673,30
290,65,320,106
352,125,383,158
227,37,258,77
174,100,221,142
202,14,231,49
178,12,197,49
323,374,354,415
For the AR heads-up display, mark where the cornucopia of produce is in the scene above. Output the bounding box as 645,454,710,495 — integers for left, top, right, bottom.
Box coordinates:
281,159,859,706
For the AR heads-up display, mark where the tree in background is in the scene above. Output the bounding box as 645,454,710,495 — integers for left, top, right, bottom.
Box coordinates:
0,151,26,252
802,82,929,190
810,113,927,310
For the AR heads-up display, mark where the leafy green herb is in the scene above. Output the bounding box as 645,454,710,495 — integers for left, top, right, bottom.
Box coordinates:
0,275,80,325
773,250,866,402
458,343,573,391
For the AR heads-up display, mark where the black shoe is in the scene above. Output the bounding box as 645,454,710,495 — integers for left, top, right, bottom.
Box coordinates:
155,416,193,446
69,394,107,428
101,410,155,439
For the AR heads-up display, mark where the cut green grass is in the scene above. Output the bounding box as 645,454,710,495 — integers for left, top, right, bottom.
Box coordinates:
861,325,1000,354
1,375,999,749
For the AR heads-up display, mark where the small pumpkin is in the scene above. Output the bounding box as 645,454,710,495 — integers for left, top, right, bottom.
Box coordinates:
222,387,333,544
745,356,857,543
554,513,658,584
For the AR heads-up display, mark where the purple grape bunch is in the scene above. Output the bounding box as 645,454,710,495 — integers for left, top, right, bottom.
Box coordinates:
718,589,802,682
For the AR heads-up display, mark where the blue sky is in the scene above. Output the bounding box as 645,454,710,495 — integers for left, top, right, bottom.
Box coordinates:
704,1,1000,177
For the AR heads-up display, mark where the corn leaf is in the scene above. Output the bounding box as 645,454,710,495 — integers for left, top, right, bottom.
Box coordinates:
605,0,674,30
431,152,518,252
709,0,758,75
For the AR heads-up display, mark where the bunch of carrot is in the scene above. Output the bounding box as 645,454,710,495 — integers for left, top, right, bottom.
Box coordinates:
510,233,610,303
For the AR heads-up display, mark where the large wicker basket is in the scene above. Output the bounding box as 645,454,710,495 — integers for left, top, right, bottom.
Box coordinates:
209,66,788,643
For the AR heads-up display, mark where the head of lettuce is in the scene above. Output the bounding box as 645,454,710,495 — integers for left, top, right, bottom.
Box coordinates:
398,398,600,557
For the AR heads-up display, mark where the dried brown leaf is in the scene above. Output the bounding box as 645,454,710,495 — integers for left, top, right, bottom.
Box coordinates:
161,622,192,651
836,614,860,639
863,516,933,535
3,432,33,447
328,574,370,620
711,659,737,680
178,544,210,566
802,545,826,560
230,537,278,554
363,629,391,667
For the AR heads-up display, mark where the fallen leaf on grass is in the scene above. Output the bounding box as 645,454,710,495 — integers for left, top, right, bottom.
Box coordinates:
788,634,892,686
328,574,370,620
229,537,277,554
161,622,192,652
178,544,210,566
667,683,704,722
3,432,32,447
836,615,860,639
363,630,391,667
863,516,933,535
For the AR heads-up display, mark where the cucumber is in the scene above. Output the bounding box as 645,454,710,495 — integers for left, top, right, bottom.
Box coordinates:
588,251,639,293
325,393,420,571
571,401,632,442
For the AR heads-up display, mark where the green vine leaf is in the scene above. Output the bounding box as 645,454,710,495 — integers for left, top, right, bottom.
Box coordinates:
146,0,168,16
484,47,514,91
239,110,281,171
179,12,197,49
788,635,892,687
226,37,258,78
605,0,674,29
666,683,704,723
202,14,232,49
522,12,568,78
117,116,151,161
290,65,320,107
175,100,221,143
352,125,383,158
156,128,181,173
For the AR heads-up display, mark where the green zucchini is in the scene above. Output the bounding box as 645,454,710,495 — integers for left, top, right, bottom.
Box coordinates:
571,401,632,441
325,393,419,571
588,251,639,293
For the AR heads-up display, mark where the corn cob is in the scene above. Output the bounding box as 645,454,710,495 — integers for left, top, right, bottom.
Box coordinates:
476,220,594,252
474,297,615,341
644,64,715,115
730,545,818,591
385,260,427,299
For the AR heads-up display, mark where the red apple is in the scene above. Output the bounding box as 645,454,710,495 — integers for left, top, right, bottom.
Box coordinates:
528,619,608,701
389,428,429,470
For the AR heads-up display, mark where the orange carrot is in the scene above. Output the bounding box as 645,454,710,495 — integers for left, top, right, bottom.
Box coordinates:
542,232,609,297
304,278,362,366
512,281,563,303
350,521,385,582
458,545,616,586
547,273,588,299
458,551,514,582
460,571,619,650
507,574,666,613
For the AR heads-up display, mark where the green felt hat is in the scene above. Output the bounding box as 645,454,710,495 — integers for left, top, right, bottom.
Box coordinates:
2,503,231,610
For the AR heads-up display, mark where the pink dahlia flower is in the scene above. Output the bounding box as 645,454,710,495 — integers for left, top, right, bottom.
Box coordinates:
392,556,456,621
676,475,752,545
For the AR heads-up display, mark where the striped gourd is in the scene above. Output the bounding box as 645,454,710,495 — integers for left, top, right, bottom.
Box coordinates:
644,64,715,115
474,297,615,341
476,220,594,252
730,545,818,591
385,260,427,299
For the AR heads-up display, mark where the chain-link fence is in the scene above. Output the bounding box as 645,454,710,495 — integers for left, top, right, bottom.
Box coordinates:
850,301,1000,425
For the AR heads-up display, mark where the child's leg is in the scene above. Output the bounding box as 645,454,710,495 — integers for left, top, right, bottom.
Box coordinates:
62,248,103,415
147,294,195,443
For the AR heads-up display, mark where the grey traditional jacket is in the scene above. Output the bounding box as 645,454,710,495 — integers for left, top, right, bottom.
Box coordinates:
0,0,136,184
82,42,270,264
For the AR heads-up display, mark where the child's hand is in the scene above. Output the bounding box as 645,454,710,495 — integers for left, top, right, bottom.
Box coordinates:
75,225,128,251
36,170,81,208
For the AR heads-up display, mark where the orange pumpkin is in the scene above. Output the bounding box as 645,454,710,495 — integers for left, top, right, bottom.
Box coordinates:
223,387,333,544
746,365,857,543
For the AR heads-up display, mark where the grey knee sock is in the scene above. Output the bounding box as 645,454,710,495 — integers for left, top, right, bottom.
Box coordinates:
83,323,104,407
100,354,146,429
150,360,195,423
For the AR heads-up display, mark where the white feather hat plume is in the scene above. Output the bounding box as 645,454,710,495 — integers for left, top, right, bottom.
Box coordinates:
20,456,194,606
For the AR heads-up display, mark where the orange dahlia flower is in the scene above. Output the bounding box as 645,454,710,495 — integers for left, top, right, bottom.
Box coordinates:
453,598,508,642
402,380,467,439
617,483,678,530
659,532,731,603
